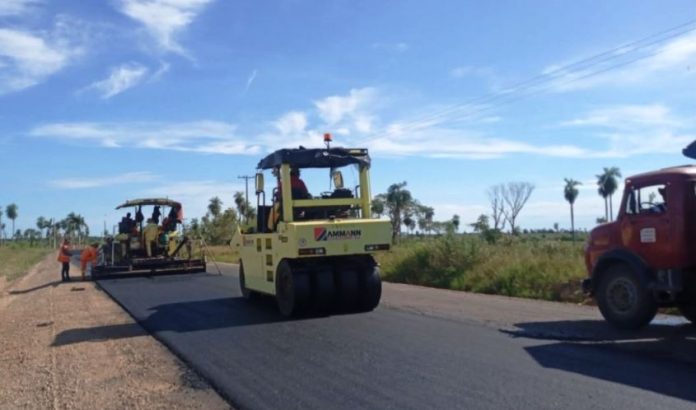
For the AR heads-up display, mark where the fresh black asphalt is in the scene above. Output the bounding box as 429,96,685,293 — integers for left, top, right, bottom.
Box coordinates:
69,266,696,410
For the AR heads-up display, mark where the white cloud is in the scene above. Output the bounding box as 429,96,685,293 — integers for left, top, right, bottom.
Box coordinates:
245,69,257,92
450,66,495,80
150,61,171,81
560,103,694,157
314,87,377,126
87,62,150,98
0,0,41,16
50,171,157,189
368,126,588,159
31,120,261,155
544,31,696,92
561,104,680,129
0,25,82,93
118,0,214,54
274,111,307,135
145,180,244,219
371,42,409,53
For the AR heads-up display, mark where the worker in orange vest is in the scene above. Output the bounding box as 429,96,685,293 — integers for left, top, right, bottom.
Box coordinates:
57,239,72,282
80,243,100,281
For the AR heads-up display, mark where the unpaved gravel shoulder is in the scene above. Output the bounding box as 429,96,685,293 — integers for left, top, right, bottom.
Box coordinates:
0,252,230,410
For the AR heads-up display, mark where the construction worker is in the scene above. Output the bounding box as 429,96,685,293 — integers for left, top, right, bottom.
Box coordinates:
57,239,72,281
276,167,310,200
143,218,159,257
80,243,99,281
269,167,311,230
152,205,162,224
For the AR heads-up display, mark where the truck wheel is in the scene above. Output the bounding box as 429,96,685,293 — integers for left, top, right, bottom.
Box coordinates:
596,264,657,329
239,262,255,300
358,266,382,312
276,261,310,316
312,268,335,311
678,303,696,325
335,268,359,311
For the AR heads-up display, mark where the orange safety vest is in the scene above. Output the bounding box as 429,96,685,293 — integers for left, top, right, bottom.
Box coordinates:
80,246,98,263
57,244,71,263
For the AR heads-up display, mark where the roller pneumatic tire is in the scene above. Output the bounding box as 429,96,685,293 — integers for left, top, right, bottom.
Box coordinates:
678,303,696,325
358,266,382,312
239,261,255,300
276,260,310,317
335,268,360,311
596,264,658,329
312,268,336,311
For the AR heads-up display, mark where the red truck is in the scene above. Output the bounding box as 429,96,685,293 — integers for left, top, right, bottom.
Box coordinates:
584,155,696,329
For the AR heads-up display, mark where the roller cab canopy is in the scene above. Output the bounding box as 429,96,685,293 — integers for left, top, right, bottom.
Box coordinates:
115,198,182,210
257,147,370,170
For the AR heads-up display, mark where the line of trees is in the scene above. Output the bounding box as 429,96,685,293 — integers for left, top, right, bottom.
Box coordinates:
562,166,623,241
371,181,460,239
0,202,90,247
187,192,254,245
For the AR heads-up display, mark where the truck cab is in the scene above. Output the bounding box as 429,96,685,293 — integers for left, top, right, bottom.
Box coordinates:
584,165,696,328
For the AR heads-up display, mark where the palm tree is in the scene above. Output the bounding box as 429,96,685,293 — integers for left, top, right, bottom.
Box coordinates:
452,214,460,233
208,197,222,219
36,216,49,243
63,213,88,244
403,215,415,236
564,178,581,240
596,175,609,222
371,196,385,218
234,192,247,222
6,204,18,241
416,204,435,235
233,191,255,223
385,182,414,239
601,167,622,221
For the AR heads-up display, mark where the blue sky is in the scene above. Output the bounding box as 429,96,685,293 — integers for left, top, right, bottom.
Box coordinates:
1,0,695,235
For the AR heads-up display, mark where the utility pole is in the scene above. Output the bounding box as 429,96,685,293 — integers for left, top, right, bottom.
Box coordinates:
238,175,255,224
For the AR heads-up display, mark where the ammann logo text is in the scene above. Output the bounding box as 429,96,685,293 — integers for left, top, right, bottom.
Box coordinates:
314,227,362,241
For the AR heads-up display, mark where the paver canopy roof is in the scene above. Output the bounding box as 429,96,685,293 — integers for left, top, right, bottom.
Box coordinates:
115,198,182,210
257,147,370,170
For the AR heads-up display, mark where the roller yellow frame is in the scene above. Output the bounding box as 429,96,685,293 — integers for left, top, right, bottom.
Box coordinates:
232,145,391,316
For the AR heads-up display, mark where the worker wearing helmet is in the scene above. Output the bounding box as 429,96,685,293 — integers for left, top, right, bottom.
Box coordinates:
80,243,99,281
57,239,72,282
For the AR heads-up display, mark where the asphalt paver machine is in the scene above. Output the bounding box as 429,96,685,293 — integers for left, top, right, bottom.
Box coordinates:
93,198,207,278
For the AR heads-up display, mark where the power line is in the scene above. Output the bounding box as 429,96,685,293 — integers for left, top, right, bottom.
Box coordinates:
375,20,696,137
426,43,688,127
388,21,696,133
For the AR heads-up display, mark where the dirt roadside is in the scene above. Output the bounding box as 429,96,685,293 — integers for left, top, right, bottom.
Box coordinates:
0,253,230,410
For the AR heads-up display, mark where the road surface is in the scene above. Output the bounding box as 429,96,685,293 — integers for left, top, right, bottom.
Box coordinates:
70,265,696,410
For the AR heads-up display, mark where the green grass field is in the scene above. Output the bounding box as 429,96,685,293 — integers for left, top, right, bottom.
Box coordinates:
0,244,53,281
193,235,589,304
203,245,239,264
377,234,589,304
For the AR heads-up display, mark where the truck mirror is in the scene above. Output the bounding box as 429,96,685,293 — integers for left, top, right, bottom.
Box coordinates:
332,171,344,189
255,173,264,194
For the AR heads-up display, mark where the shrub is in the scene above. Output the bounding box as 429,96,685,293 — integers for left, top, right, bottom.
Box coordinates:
378,234,587,303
